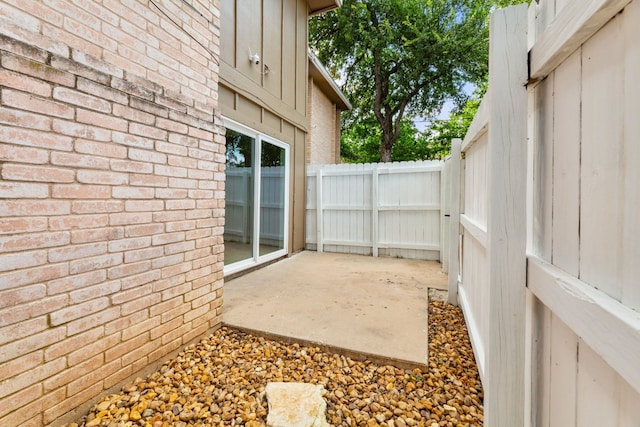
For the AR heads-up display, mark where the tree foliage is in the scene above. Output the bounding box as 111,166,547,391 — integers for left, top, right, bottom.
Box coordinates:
310,0,494,162
311,0,530,162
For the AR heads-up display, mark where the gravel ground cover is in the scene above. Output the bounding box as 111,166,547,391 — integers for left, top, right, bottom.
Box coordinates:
67,300,483,427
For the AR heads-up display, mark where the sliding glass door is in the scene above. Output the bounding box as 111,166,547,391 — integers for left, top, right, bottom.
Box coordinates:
223,119,289,274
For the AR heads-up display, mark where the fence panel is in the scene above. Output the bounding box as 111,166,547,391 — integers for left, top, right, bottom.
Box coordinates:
306,161,442,260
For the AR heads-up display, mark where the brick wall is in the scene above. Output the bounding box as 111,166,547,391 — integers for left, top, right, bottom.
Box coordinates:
307,78,339,164
0,1,225,425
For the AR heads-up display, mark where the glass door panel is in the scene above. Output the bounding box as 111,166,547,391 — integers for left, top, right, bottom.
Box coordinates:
224,129,255,266
259,141,286,256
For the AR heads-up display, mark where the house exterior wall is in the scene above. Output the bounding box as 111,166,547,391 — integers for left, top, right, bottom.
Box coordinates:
0,1,225,426
219,0,308,253
307,77,339,164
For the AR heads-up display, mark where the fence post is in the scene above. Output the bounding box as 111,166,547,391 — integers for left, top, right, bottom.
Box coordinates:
372,165,379,257
484,5,528,427
316,167,323,253
447,139,461,306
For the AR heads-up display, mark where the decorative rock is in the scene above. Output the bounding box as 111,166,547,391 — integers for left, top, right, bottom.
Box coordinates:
265,382,329,427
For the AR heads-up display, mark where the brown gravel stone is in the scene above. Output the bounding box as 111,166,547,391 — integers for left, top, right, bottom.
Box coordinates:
66,300,483,426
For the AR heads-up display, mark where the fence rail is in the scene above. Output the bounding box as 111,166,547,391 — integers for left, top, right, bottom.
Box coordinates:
306,161,443,260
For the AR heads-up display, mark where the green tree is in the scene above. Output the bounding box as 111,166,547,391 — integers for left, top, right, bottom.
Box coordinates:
310,0,494,162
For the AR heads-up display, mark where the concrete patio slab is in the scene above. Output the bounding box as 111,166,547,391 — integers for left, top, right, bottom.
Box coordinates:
222,251,448,368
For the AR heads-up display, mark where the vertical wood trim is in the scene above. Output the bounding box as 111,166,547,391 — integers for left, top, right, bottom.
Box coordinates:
316,168,323,252
485,5,528,427
372,166,379,257
447,139,461,305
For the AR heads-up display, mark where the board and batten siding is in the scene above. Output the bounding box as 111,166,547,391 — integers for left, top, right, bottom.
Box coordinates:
306,161,443,260
219,0,309,252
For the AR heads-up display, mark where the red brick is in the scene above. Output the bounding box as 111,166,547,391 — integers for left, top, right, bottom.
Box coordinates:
0,250,47,273
128,147,166,164
50,56,110,85
51,151,110,169
71,49,122,78
120,292,160,316
43,383,101,424
168,154,198,169
52,184,111,199
166,199,196,210
130,174,168,187
159,301,190,323
124,200,164,212
155,117,188,134
104,309,147,336
148,337,182,364
1,164,74,183
0,143,48,166
0,357,64,402
49,214,109,230
50,270,108,295
0,231,69,253
156,141,187,156
185,248,212,263
44,326,103,362
0,351,42,382
169,177,198,189
164,240,195,256
77,169,128,185
189,168,213,180
1,52,75,86
112,103,155,125
70,280,120,304
107,260,151,280
151,253,184,269
50,297,110,326
110,283,152,305
154,188,187,198
129,122,167,140
0,217,48,235
124,246,163,263
0,69,53,97
52,119,111,141
153,210,184,222
111,186,155,199
165,220,195,232
67,306,121,335
0,125,73,151
75,139,127,158
0,106,52,131
151,231,184,246
160,261,192,279
121,315,160,341
0,264,68,293
110,159,153,174
149,316,182,341
183,304,210,324
107,236,151,252
69,252,122,274
77,108,128,132
72,200,123,214
70,226,124,244
154,164,187,178
43,353,102,394
0,317,47,347
119,270,160,290
161,322,190,345
67,332,120,366
2,89,75,118
104,333,148,362
103,364,133,389
0,34,49,62
67,358,121,396
109,211,152,226
160,281,191,302
169,133,199,148
129,97,168,117
0,387,63,427
182,321,210,345
63,15,117,51
0,327,66,364
124,223,164,237
77,77,128,104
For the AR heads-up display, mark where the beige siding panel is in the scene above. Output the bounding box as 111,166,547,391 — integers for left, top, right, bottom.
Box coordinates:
551,50,581,277
219,85,237,114
236,0,263,85
282,0,297,107
262,110,282,137
296,0,308,114
622,0,640,311
221,0,236,65
263,0,283,99
580,14,624,300
237,95,263,129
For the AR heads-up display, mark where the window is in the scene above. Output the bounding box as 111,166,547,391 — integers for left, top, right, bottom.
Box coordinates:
223,119,289,274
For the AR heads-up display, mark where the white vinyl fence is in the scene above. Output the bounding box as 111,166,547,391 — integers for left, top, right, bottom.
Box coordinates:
446,2,640,426
306,161,443,260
